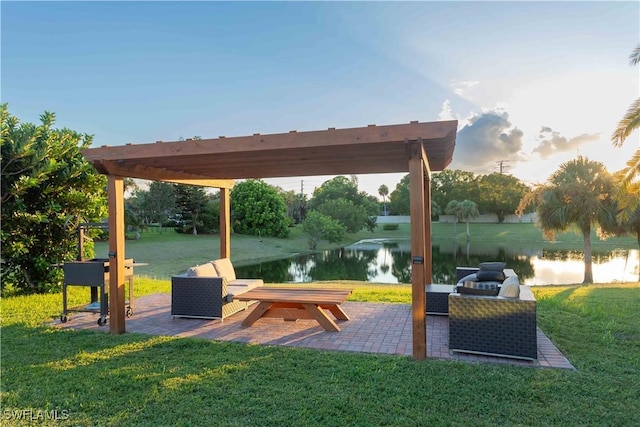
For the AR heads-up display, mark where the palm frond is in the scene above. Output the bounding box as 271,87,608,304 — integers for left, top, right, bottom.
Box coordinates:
614,148,640,188
614,149,640,221
629,43,640,67
611,98,640,147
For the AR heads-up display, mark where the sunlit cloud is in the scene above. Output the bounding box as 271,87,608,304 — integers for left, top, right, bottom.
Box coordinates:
450,109,525,174
437,99,455,121
533,127,600,159
451,80,479,97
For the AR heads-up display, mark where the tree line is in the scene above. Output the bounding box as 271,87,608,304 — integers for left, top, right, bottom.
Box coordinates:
2,44,639,292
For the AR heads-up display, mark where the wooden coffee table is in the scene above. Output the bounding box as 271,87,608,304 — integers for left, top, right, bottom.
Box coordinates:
233,287,352,332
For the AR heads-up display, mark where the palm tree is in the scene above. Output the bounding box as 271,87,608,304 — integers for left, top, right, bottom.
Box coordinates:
445,200,461,235
378,184,389,215
445,199,479,240
517,156,618,284
458,200,480,241
611,44,640,221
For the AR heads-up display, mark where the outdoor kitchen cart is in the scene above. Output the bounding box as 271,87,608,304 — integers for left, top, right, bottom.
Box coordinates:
60,258,134,326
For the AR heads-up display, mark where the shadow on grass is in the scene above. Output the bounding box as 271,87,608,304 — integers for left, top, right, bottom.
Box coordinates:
4,317,640,426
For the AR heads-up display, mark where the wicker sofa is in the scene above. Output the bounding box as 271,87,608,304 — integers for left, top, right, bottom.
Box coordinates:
171,258,263,320
449,268,537,360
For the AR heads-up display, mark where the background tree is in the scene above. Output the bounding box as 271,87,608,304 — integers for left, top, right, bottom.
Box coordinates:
378,184,389,215
308,176,360,209
432,169,479,215
125,201,146,239
314,198,369,234
198,198,221,234
1,105,107,294
308,176,378,233
174,184,208,235
611,44,640,221
388,174,410,215
458,200,479,240
445,200,479,238
517,156,618,284
431,199,442,221
445,200,461,234
139,181,177,225
231,179,289,238
302,211,345,249
477,173,529,222
290,193,308,224
277,187,307,225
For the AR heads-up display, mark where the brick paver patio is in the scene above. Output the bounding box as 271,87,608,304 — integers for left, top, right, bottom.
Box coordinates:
54,293,575,370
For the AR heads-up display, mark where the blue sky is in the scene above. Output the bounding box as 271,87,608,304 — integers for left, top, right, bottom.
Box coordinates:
3,1,639,197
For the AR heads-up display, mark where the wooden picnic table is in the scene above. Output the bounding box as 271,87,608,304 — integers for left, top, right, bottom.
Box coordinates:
233,287,352,332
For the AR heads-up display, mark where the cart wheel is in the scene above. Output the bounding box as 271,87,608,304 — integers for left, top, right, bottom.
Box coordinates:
60,315,68,323
97,317,107,326
126,307,133,318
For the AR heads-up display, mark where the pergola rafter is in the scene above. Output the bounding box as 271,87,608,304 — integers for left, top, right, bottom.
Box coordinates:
82,120,458,360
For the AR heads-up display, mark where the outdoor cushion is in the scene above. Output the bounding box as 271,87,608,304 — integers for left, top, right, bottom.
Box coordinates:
187,263,219,277
212,258,237,282
230,278,264,288
502,275,520,286
227,282,262,296
498,278,521,298
479,262,507,271
476,270,506,282
460,281,500,296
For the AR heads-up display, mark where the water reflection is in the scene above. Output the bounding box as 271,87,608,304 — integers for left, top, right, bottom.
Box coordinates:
235,239,640,285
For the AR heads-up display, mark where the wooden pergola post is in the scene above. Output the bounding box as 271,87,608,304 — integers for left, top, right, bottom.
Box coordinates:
220,187,231,259
422,144,433,284
108,175,126,334
408,141,432,360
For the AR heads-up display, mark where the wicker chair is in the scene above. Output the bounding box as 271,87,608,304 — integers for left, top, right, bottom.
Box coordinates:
448,285,537,360
171,276,256,320
171,258,262,320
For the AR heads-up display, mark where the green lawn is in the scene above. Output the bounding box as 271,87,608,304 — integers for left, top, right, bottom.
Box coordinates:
3,223,639,425
97,222,639,280
1,281,639,426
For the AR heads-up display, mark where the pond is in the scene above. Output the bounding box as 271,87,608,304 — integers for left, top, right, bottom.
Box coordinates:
234,239,640,285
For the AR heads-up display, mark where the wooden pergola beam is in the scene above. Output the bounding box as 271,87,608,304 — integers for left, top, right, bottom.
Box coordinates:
82,122,456,163
96,160,234,188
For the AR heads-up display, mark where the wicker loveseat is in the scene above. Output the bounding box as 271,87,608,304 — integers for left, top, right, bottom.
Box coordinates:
171,258,263,320
449,267,537,360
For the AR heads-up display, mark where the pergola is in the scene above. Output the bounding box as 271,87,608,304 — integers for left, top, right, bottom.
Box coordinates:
81,120,458,360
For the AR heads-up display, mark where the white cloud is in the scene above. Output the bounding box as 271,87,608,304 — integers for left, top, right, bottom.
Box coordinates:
533,127,600,159
449,109,525,174
451,80,479,98
437,99,455,121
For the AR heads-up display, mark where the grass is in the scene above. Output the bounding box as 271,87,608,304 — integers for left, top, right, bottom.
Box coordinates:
2,280,640,426
97,222,639,280
2,223,639,424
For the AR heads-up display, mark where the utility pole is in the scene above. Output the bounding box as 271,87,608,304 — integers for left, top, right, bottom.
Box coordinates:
496,160,510,174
